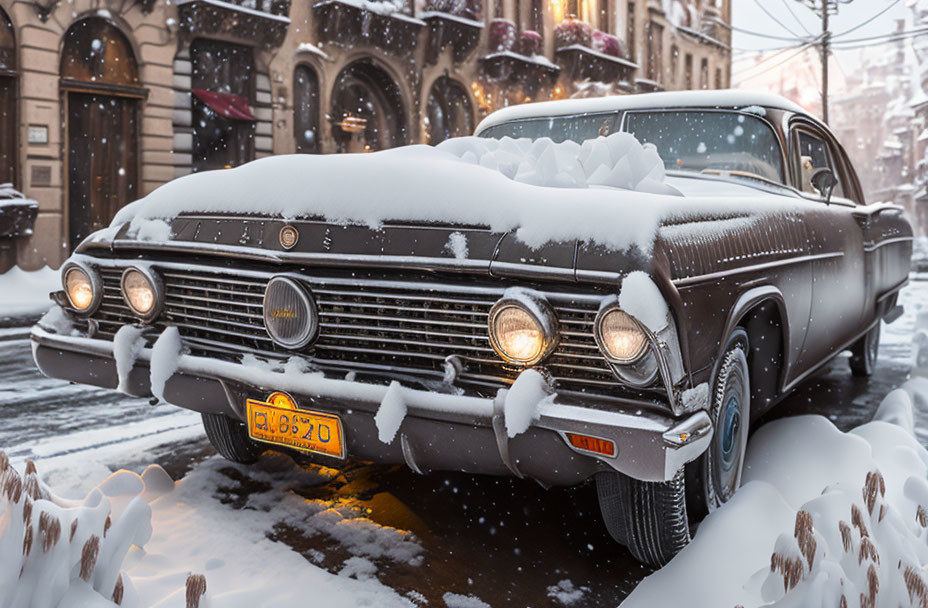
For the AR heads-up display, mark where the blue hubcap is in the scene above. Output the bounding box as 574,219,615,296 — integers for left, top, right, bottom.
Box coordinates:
720,395,741,470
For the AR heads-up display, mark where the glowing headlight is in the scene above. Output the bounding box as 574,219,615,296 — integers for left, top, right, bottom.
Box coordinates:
488,294,558,366
121,267,162,321
64,266,96,312
594,308,649,363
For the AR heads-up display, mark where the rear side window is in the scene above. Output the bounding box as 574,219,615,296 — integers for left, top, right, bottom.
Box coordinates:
478,112,619,143
796,130,845,198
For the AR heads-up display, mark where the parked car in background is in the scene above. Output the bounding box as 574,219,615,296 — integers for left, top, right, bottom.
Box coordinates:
0,184,38,273
32,91,913,566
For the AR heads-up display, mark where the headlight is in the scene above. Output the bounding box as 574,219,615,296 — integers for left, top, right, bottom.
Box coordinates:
594,308,649,363
488,292,558,365
263,276,317,349
121,267,162,321
63,264,98,313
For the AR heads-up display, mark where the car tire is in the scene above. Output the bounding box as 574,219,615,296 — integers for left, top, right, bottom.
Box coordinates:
202,413,261,464
595,470,690,567
849,324,880,377
688,330,751,518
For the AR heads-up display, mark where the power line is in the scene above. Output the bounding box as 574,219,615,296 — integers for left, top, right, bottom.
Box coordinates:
711,18,815,42
832,26,928,47
734,43,817,80
753,0,804,38
781,0,813,36
831,0,903,39
732,40,816,75
831,27,928,51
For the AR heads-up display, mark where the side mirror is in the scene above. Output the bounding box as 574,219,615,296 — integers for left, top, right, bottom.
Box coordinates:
810,167,838,204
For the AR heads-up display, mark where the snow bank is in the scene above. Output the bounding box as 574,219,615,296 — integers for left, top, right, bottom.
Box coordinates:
622,378,928,608
0,266,59,317
110,133,688,253
0,456,153,608
1,452,422,608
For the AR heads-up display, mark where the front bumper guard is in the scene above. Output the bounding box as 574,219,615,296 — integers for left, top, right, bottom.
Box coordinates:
31,323,712,486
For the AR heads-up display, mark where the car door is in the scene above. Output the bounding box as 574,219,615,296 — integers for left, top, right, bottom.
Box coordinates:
788,120,867,374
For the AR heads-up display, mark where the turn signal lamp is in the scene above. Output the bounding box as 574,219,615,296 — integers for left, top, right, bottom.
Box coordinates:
565,433,616,458
266,391,297,409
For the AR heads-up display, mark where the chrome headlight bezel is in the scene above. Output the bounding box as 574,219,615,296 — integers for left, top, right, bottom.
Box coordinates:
593,306,650,365
487,292,559,366
594,302,660,388
61,261,102,315
120,266,164,323
263,276,318,349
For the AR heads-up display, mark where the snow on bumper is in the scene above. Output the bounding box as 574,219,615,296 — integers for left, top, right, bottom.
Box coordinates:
31,325,712,485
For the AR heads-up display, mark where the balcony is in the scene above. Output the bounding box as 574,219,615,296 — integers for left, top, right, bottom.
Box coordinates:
421,0,483,64
480,20,559,91
176,0,291,48
313,0,425,56
553,20,637,84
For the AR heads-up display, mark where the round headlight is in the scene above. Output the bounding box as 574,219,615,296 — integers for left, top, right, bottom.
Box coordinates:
64,265,97,312
488,294,558,366
594,308,649,364
121,267,162,321
263,277,317,349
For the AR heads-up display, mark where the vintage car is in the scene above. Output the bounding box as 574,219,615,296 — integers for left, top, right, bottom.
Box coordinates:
32,91,913,566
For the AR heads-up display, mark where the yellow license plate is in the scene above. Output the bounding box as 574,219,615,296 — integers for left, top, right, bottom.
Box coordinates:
246,398,345,458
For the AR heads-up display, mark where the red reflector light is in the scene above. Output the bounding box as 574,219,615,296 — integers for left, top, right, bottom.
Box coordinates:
565,433,615,457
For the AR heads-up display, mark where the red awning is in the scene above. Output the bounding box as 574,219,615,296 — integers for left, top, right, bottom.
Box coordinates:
192,89,256,121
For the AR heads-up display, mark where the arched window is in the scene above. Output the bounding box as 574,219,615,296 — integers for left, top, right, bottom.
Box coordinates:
61,18,139,86
331,61,406,153
0,8,16,186
426,78,474,145
293,65,320,154
61,18,141,249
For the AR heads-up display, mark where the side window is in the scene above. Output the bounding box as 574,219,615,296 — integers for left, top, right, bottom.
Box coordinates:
795,130,844,199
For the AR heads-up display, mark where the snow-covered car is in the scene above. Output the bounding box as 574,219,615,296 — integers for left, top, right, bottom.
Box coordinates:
32,91,913,567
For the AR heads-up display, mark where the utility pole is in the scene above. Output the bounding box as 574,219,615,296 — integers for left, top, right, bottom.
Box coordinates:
798,0,850,125
821,5,829,124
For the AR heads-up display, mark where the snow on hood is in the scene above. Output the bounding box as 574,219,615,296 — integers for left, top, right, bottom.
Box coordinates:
112,134,684,253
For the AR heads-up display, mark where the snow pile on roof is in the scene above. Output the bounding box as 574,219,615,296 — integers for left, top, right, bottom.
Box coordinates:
111,133,684,252
0,266,59,318
622,377,928,608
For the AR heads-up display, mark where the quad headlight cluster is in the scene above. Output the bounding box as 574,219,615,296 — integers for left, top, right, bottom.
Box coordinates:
61,262,163,323
486,290,663,387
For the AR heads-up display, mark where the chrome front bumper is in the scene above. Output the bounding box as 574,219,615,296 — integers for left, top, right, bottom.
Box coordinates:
31,323,713,486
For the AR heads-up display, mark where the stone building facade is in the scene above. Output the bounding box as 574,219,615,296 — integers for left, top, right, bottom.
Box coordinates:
0,0,731,271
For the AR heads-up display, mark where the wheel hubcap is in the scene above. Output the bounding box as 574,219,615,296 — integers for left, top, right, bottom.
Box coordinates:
719,395,741,471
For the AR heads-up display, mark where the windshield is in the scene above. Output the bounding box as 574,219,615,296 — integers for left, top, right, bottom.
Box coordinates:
625,110,784,184
478,112,619,143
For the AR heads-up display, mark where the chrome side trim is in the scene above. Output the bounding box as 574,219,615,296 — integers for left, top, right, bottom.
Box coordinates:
673,251,845,288
863,236,915,252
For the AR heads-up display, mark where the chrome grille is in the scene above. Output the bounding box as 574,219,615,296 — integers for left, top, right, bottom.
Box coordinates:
94,266,617,392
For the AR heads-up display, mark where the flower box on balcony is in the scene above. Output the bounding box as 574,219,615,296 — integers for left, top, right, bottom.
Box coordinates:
554,19,591,49
420,0,482,63
516,30,543,57
489,18,516,52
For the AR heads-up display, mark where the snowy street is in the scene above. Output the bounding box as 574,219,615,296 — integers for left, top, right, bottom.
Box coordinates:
2,278,926,607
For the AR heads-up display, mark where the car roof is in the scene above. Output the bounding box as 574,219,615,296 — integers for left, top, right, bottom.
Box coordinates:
474,89,810,135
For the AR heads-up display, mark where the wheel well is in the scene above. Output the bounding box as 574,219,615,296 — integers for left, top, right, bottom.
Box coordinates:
737,301,785,418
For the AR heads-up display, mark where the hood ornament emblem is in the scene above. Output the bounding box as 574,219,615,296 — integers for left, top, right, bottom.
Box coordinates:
279,225,299,250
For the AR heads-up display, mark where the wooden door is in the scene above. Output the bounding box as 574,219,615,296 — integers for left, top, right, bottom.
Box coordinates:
67,92,138,249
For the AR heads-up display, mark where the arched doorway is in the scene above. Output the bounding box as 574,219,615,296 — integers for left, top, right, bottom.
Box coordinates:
61,18,141,249
0,8,16,186
426,77,474,145
330,61,406,153
293,65,320,154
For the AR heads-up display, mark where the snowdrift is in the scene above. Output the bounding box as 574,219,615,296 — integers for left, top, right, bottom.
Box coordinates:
622,377,928,608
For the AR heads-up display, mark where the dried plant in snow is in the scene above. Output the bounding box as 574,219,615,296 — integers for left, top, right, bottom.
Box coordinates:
852,503,869,538
22,524,33,559
24,460,36,476
863,470,886,516
770,549,803,592
80,534,100,582
70,518,78,542
794,510,817,569
0,449,8,472
104,514,112,538
38,510,61,553
839,520,853,552
112,573,124,606
917,506,928,528
858,536,879,565
186,573,208,608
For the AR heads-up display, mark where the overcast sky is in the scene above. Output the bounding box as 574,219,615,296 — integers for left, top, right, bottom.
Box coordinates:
732,0,913,54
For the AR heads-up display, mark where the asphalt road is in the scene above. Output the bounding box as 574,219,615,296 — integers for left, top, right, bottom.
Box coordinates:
1,279,925,606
